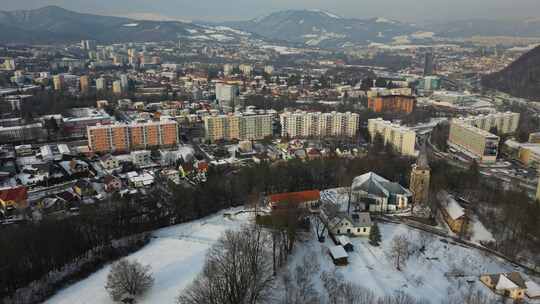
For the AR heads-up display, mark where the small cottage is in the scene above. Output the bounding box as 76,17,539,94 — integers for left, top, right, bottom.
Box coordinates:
329,212,372,237
480,272,527,300
442,196,468,234
329,245,348,266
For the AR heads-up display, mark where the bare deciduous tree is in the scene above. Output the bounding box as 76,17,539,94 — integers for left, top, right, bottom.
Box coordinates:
341,282,377,304
312,215,327,242
105,259,154,302
390,235,410,271
177,225,274,304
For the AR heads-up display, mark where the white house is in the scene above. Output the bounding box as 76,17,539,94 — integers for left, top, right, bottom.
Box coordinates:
328,212,372,237
100,154,119,170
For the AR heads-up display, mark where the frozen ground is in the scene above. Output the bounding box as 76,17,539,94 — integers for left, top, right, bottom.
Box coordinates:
45,208,252,304
45,203,539,304
287,223,540,303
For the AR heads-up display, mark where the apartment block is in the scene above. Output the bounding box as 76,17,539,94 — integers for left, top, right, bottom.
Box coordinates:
87,120,179,153
367,95,416,114
204,114,272,142
367,118,417,156
456,112,520,135
448,119,499,163
280,111,359,138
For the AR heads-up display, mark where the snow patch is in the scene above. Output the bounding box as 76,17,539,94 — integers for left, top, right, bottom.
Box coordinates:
308,9,342,19
375,17,396,24
411,31,435,39
212,26,251,36
470,216,495,243
209,34,234,42
122,23,139,27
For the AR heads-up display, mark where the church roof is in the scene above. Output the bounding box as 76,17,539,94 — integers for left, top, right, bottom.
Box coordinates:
352,172,411,198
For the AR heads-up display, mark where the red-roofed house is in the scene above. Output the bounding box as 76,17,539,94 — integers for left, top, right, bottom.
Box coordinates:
267,190,321,211
197,161,209,173
0,186,29,209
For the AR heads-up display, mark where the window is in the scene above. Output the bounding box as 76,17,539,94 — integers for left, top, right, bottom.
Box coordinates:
363,228,367,233
347,229,351,233
357,228,360,232
337,229,340,234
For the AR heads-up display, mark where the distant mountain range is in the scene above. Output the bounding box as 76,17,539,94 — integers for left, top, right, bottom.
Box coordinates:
0,6,250,44
220,10,421,48
2,6,540,48
482,46,540,99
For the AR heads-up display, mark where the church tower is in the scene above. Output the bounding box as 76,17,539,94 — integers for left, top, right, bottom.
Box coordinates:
410,145,430,205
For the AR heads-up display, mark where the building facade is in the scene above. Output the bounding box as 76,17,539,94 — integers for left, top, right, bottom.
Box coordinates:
367,118,417,156
215,83,239,108
87,120,179,153
367,95,416,114
204,114,272,142
456,112,520,135
280,111,359,139
448,119,499,163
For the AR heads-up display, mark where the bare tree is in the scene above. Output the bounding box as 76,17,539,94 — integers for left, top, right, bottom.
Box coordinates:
312,215,327,242
377,291,426,304
443,289,498,304
280,254,320,304
177,225,275,304
105,259,154,302
390,235,410,271
321,270,344,304
341,282,377,304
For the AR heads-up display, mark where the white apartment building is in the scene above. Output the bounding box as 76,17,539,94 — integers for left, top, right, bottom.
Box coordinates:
223,64,234,76
239,64,253,76
204,114,272,142
280,111,359,138
457,112,520,135
96,77,106,91
367,118,417,156
215,83,239,107
448,119,500,163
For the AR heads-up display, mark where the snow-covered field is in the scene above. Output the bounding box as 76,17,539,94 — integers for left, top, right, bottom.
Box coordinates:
45,201,540,304
45,209,253,304
287,223,540,303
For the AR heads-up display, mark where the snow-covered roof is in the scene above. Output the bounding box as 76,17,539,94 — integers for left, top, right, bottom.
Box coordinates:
495,274,519,290
329,246,348,259
446,197,465,220
526,281,540,298
337,236,352,246
352,172,411,198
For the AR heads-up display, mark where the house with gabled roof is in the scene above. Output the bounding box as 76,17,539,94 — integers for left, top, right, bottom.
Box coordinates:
267,190,321,212
0,186,28,209
440,194,469,235
480,272,527,300
328,212,372,237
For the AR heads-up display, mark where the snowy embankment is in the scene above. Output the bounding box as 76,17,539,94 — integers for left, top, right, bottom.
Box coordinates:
45,209,252,304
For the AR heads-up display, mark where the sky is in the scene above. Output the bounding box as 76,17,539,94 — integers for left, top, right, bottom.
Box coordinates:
2,0,540,23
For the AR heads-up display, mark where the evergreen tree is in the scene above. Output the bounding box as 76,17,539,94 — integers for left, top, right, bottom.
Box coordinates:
369,223,381,246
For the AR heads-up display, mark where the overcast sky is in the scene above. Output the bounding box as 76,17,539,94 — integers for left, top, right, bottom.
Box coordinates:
2,0,540,22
